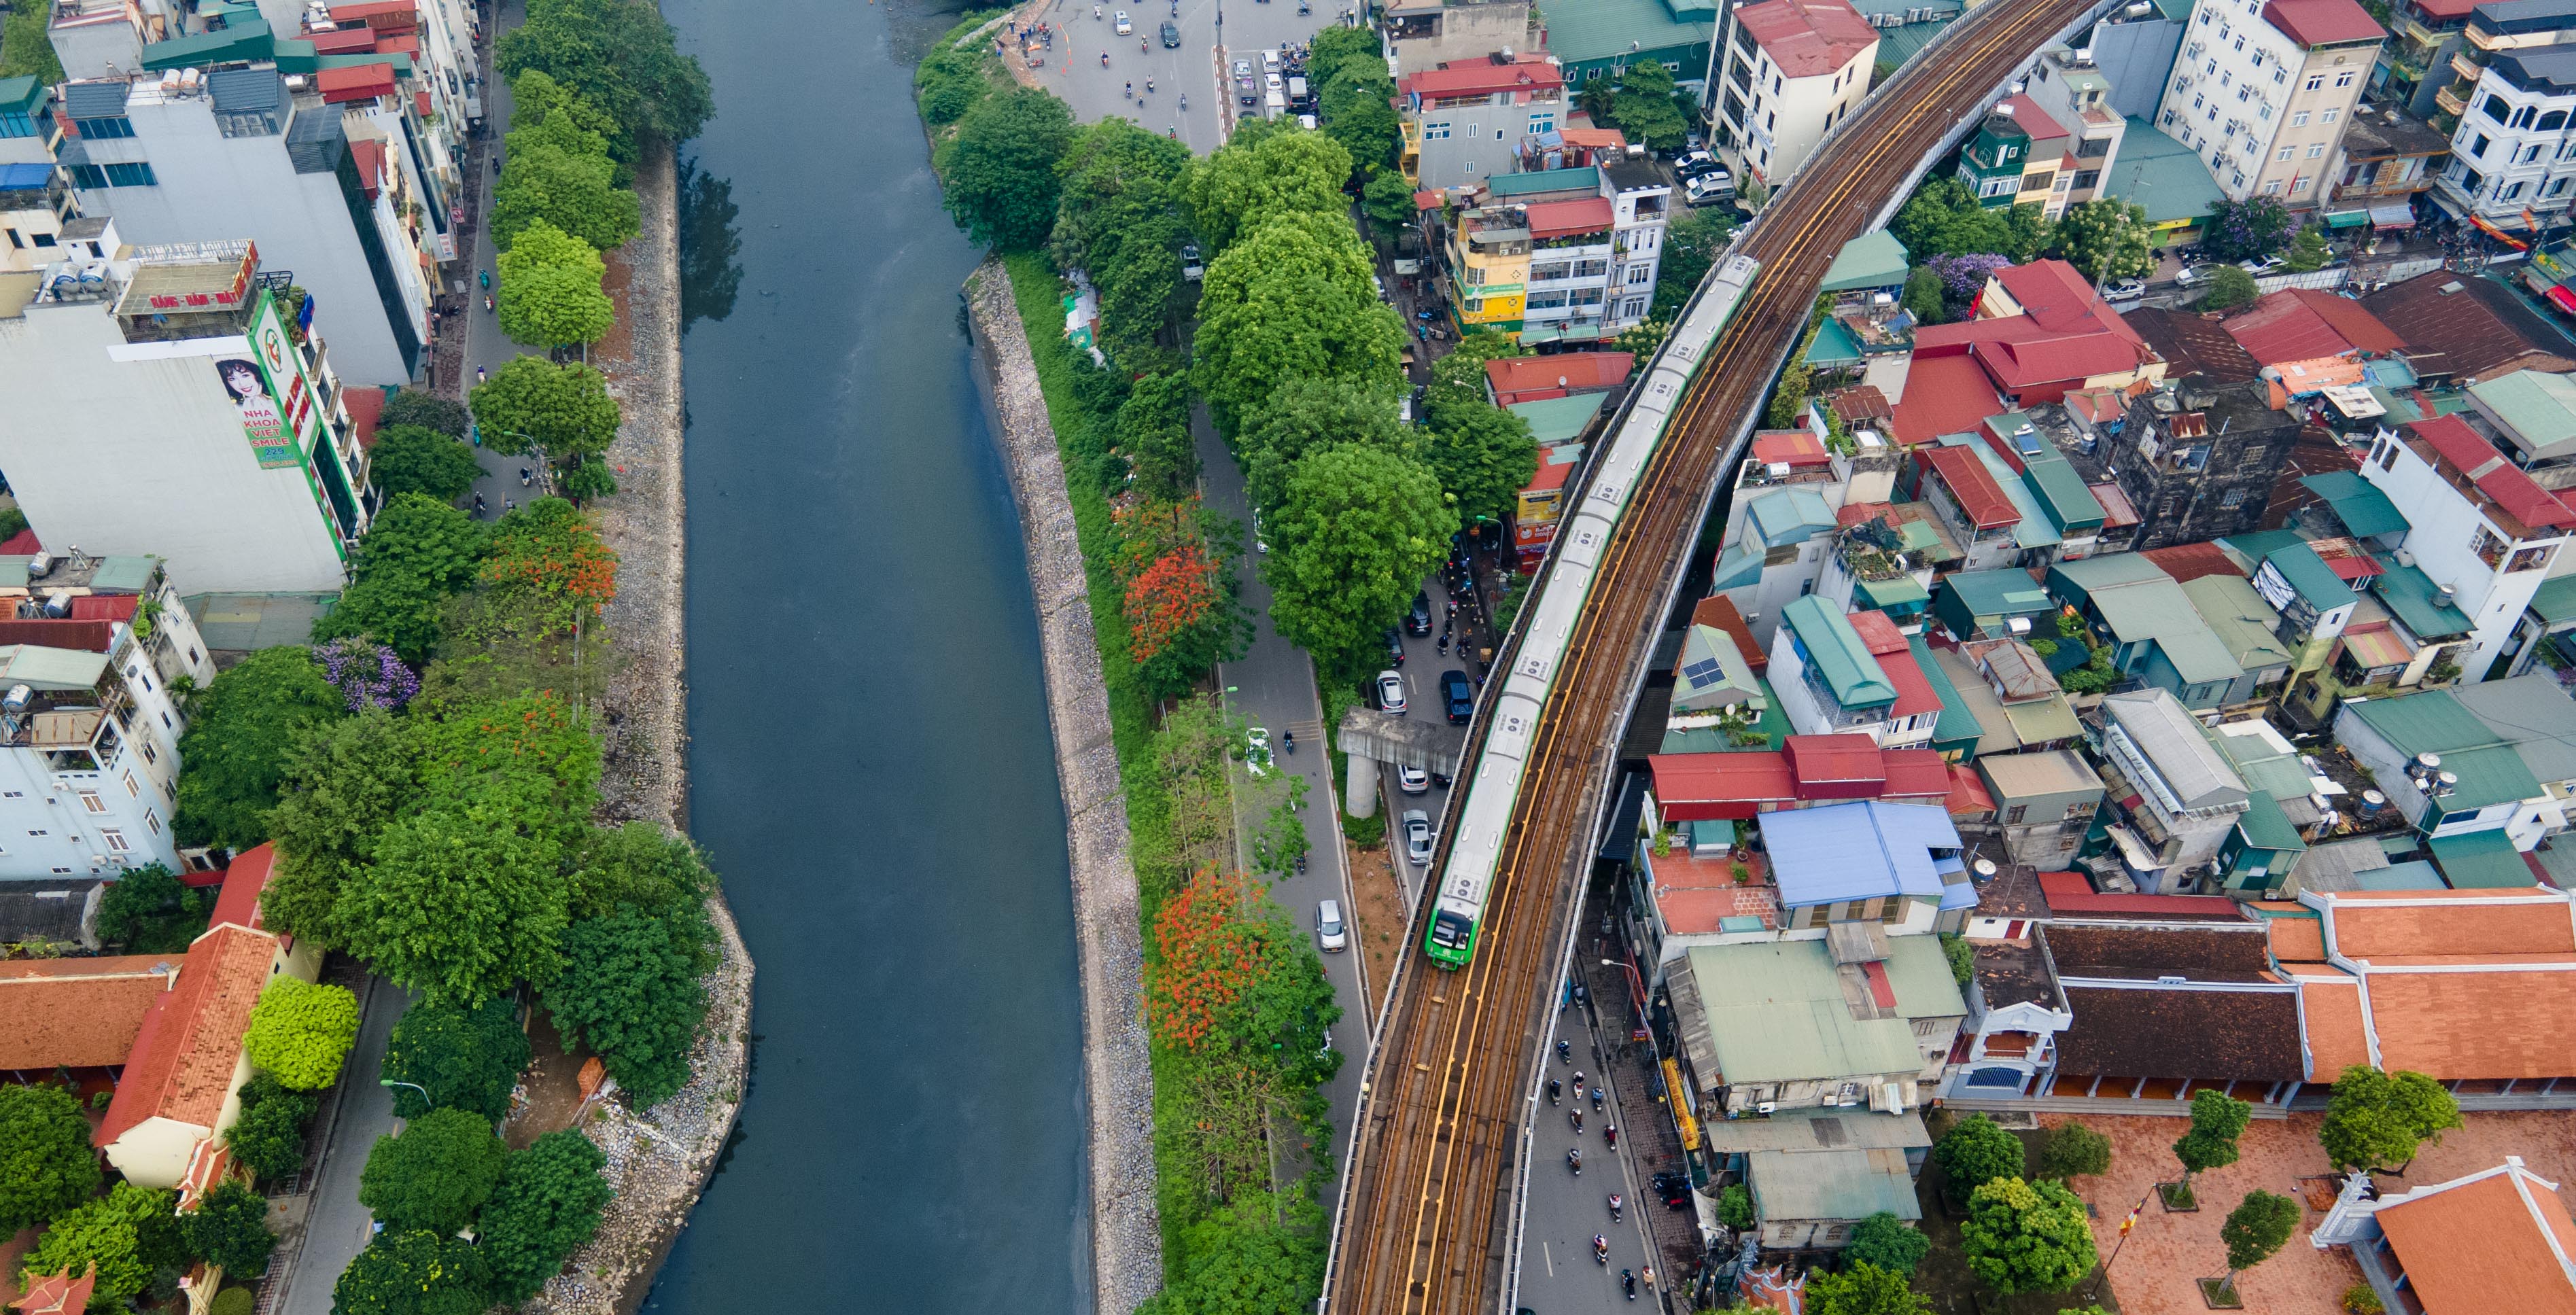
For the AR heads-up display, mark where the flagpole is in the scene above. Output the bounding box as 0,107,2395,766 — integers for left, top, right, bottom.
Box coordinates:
2088,1191,2154,1302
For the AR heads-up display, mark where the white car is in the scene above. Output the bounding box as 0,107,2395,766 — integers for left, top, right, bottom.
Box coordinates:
1114,10,1133,33
2174,262,2216,285
1250,507,1268,553
1376,669,1408,716
1684,173,1734,206
2102,277,2146,302
1232,58,1253,77
2239,254,2287,275
1245,725,1271,776
1402,809,1435,867
1316,899,1348,953
1397,764,1431,794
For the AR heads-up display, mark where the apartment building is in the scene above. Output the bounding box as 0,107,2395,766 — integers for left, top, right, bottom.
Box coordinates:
2437,46,2576,224
1767,597,1947,748
2024,47,2129,209
2155,0,2386,207
1445,164,1667,336
1398,52,1566,189
2109,378,2303,548
2362,414,2576,676
1383,0,1535,72
1,77,61,168
0,241,370,593
2380,0,2482,117
1958,94,2080,215
1713,0,1879,186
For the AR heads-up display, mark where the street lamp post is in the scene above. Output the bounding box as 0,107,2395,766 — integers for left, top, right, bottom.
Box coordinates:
379,1079,432,1107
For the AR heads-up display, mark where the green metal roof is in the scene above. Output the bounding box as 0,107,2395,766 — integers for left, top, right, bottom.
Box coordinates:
2348,689,2506,755
1943,568,2056,620
141,20,276,69
2054,556,2240,682
2179,575,2295,673
1820,231,1911,294
1681,937,1964,1083
2235,791,2308,854
2298,472,2409,538
0,646,109,690
1508,393,1607,447
2356,860,2446,890
2217,530,2309,569
1782,595,1898,709
1747,1146,1924,1225
1957,435,2060,550
1857,574,1930,608
2263,544,2356,613
2372,564,2474,639
1487,166,1600,198
1662,674,1792,753
2023,455,2106,534
2426,829,2538,888
1747,487,1837,548
1673,623,1764,712
2427,743,2543,815
2214,723,2316,804
89,557,158,593
1544,0,1715,64
1911,635,1985,750
2530,574,2576,627
1806,317,1866,368
0,77,43,118
2104,118,2227,226
2469,369,2576,459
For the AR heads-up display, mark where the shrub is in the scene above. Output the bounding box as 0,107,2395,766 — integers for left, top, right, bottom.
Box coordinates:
242,977,362,1089
1846,1211,1931,1276
382,998,533,1123
480,1130,613,1301
94,864,211,953
2038,1121,2112,1181
179,1180,278,1278
211,1288,256,1315
224,1074,319,1183
0,1084,103,1234
1717,1182,1754,1229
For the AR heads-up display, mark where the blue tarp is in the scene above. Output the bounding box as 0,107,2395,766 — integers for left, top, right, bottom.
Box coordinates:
1761,801,1964,907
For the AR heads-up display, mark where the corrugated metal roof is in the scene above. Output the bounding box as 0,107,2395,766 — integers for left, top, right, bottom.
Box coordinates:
2235,791,2308,854
1910,635,1983,748
1763,799,1963,905
1747,1146,1924,1223
1545,0,1716,64
2023,456,2104,533
140,19,276,70
2298,470,2409,537
1820,231,1911,293
2180,574,2295,672
208,67,285,114
62,81,131,120
2371,563,2474,639
2262,543,2355,612
1747,487,1837,548
1679,936,1964,1083
1941,567,2055,620
2104,688,2248,809
2426,830,2537,887
2470,369,2576,461
1486,166,1600,198
0,646,109,690
1781,595,1896,708
2345,687,2499,754
1507,393,1606,446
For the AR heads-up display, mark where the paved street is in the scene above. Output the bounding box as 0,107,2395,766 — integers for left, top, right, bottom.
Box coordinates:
1022,0,1347,154
275,980,411,1315
457,0,546,519
1516,987,1673,1314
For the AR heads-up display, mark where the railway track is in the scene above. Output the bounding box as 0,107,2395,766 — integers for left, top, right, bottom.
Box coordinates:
1321,0,2110,1308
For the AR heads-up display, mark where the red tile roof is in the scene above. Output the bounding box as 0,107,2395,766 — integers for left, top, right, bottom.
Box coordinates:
1996,93,2068,145
1524,456,1573,495
1995,260,2108,334
0,954,173,1069
0,620,116,652
1651,741,1952,818
2373,1163,2576,1315
98,924,278,1146
315,63,397,105
1486,351,1633,404
1974,333,2153,390
1752,428,1832,468
328,0,420,23
2301,887,2576,1081
1890,355,2006,445
67,593,138,622
2037,870,2248,918
1525,196,1614,239
2262,0,2385,46
1921,444,2021,529
0,529,41,555
1560,126,1626,150
12,1266,99,1315
1733,0,1879,77
1787,733,1886,796
1945,762,1997,817
211,843,275,934
307,26,380,52
2407,413,2576,531
2224,288,2405,364
1399,54,1565,99
1846,610,1909,656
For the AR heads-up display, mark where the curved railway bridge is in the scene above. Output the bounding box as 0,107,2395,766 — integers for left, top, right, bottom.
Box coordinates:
1322,0,2121,1306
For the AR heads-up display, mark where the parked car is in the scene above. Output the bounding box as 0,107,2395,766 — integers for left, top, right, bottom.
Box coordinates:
1403,809,1434,866
2174,262,2217,285
1315,899,1348,952
2102,277,2146,302
1245,725,1270,776
1238,76,1257,105
2239,253,2287,275
1406,589,1434,635
1114,9,1132,32
1181,243,1204,281
1684,173,1735,206
1160,19,1179,45
1397,764,1431,794
1375,669,1408,716
1674,150,1723,179
1232,58,1253,77
1440,668,1474,724
1384,627,1408,667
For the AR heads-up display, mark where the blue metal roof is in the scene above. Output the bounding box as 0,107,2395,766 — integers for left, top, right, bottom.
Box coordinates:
0,163,51,190
1761,801,1963,907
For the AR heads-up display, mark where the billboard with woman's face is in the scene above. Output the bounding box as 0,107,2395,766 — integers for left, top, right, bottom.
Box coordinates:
216,289,319,471
216,356,297,468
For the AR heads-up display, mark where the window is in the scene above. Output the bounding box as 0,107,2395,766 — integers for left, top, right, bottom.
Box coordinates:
2524,144,2546,164
1423,122,1450,139
2336,71,2356,87
2221,488,2247,508
2195,92,2208,109
122,773,139,798
0,110,33,137
72,116,135,138
2517,105,2539,129
2504,180,2527,199
2306,74,2325,90
2553,177,2573,197
77,791,103,814
2308,143,2327,158
2475,133,2494,158
2544,110,2569,132
1626,264,1654,285
144,811,160,835
2379,441,2399,471
26,830,45,837
101,829,128,854
2004,805,2029,824
139,740,155,765
2293,175,2311,193
1528,112,1554,134
2263,178,2283,193
65,164,106,190
103,162,155,187
2322,107,2339,122
2278,145,2296,161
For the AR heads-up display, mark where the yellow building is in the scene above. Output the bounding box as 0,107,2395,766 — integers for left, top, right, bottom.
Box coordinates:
1450,205,1532,331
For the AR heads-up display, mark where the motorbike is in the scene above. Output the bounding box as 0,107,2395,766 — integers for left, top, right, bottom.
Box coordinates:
1609,1194,1624,1223
1569,1110,1584,1135
1102,50,1111,65
483,293,493,313
478,269,491,290
1592,1237,1609,1266
1622,1270,1637,1301
1605,1123,1618,1148
1590,1085,1606,1112
1179,93,1187,109
1555,1040,1571,1063
1293,853,1306,875
1547,1079,1561,1106
1566,1149,1581,1175
1281,731,1295,754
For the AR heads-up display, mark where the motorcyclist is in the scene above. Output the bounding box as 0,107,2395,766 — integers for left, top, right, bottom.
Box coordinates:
476,365,487,384
1556,1040,1571,1063
1622,1269,1637,1301
1281,729,1294,753
1592,1235,1609,1265
1605,1123,1619,1147
483,292,493,312
1570,1110,1584,1134
1566,1148,1581,1174
478,268,491,290
1590,1085,1606,1112
1548,1079,1561,1105
1179,92,1187,109
1125,80,1133,97
1102,49,1111,65
1609,1193,1624,1221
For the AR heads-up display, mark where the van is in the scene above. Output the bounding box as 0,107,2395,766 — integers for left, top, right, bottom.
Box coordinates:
1287,74,1310,105
1266,89,1286,116
1261,47,1281,71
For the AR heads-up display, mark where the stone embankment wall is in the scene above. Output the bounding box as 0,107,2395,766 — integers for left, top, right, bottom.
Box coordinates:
962,258,1164,1312
524,140,756,1315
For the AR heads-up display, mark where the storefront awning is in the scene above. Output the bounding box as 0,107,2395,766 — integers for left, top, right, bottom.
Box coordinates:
2369,202,2416,230
2323,209,2370,228
2549,284,2576,317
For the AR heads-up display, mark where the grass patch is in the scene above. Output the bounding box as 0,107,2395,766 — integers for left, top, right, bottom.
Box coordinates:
2197,1278,2244,1310
2159,1181,2199,1212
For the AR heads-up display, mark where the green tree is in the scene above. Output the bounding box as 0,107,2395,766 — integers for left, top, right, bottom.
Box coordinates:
2319,1065,2463,1172
2173,1089,2253,1189
179,1180,279,1278
313,494,493,664
223,1074,319,1184
1,2,67,83
479,1130,613,1302
567,821,715,922
495,224,614,349
334,789,572,1007
2200,264,2260,312
1049,120,1191,362
380,389,473,440
1846,1212,1932,1277
1262,444,1456,665
262,712,424,945
937,87,1076,252
2201,196,2295,261
1936,1114,2027,1202
1891,177,2014,258
1427,330,1522,415
358,1108,510,1236
366,426,485,506
469,357,623,466
1605,58,1691,152
1650,207,1736,319
1961,1177,2098,1295
913,25,998,126
383,998,533,1122
2284,225,2332,273
507,70,626,168
329,1229,491,1315
1304,23,1384,92
2216,1190,2301,1297
1940,932,1974,988
1117,372,1200,500
0,1085,103,1235
1184,128,1355,255
94,863,210,953
1238,376,1411,515
542,906,712,1107
1321,63,1402,179
490,139,641,253
2038,1121,2113,1182
1360,166,1418,233
495,0,712,147
175,646,346,847
1807,1262,1931,1315
1716,1183,1754,1229
1167,1202,1321,1314
1423,398,1538,529
1767,349,1815,429
19,1182,178,1310
1195,212,1406,434
243,977,362,1089
1902,266,1945,323
2052,200,2157,281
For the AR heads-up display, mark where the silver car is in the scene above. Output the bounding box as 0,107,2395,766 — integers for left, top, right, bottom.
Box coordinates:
1316,899,1348,952
1403,809,1433,867
1376,669,1408,716
1397,764,1430,794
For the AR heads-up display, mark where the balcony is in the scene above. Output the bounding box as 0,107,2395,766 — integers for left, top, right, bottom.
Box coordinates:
2452,48,2485,82
2437,82,2471,116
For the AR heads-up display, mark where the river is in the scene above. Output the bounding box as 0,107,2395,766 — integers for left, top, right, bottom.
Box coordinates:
639,0,1094,1308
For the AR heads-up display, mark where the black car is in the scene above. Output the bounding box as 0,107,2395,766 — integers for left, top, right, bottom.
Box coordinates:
1440,669,1474,724
1160,20,1180,46
1384,627,1407,667
1405,589,1434,635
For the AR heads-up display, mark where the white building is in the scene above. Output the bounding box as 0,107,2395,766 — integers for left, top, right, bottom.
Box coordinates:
60,67,438,385
2362,415,2576,678
0,554,215,881
1713,0,1879,187
2025,46,2128,209
2155,0,2386,207
1766,595,1944,748
0,241,371,594
2437,46,2576,223
1603,156,1671,331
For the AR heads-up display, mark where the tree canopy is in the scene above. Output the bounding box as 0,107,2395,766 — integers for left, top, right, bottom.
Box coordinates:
495,0,712,147
479,1130,614,1302
1806,1261,1931,1315
2053,200,2157,281
2174,1089,2253,1183
1261,443,1456,666
1422,397,1538,529
2320,1065,2462,1172
2220,1190,2301,1285
381,389,473,441
0,1085,102,1235
2038,1121,2112,1181
1936,1113,2027,1200
366,425,486,506
383,998,534,1123
490,133,640,255
313,493,493,664
1601,59,1691,152
470,357,623,466
223,1074,319,1184
1960,1177,2098,1295
330,1229,491,1315
358,1107,510,1236
1655,207,1736,319
938,87,1077,252
2201,196,2295,261
2200,264,2261,312
18,1182,178,1310
1050,120,1192,362
495,221,614,348
175,645,347,847
1194,211,1405,434
179,1180,279,1278
543,902,714,1106
1185,128,1355,255
1238,376,1412,515
1320,60,1400,181
243,977,362,1089
94,864,210,953
336,782,572,1006
1846,1212,1932,1277
1117,372,1199,500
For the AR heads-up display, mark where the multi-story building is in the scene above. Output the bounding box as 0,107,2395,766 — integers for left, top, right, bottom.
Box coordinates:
1384,0,1535,72
2156,0,2386,207
2320,99,2452,224
2361,413,2576,676
0,555,217,881
1,76,62,166
1398,52,1567,190
1602,157,1670,330
58,49,445,385
2087,687,2255,886
2024,47,2128,209
2108,377,2303,548
1767,597,1947,748
2380,0,2483,117
0,240,371,593
1449,201,1534,332
1713,0,1879,187
1446,164,1665,336
1958,94,2078,214
2089,0,2194,122
1548,0,1713,91
2430,0,2576,127
2436,46,2576,224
